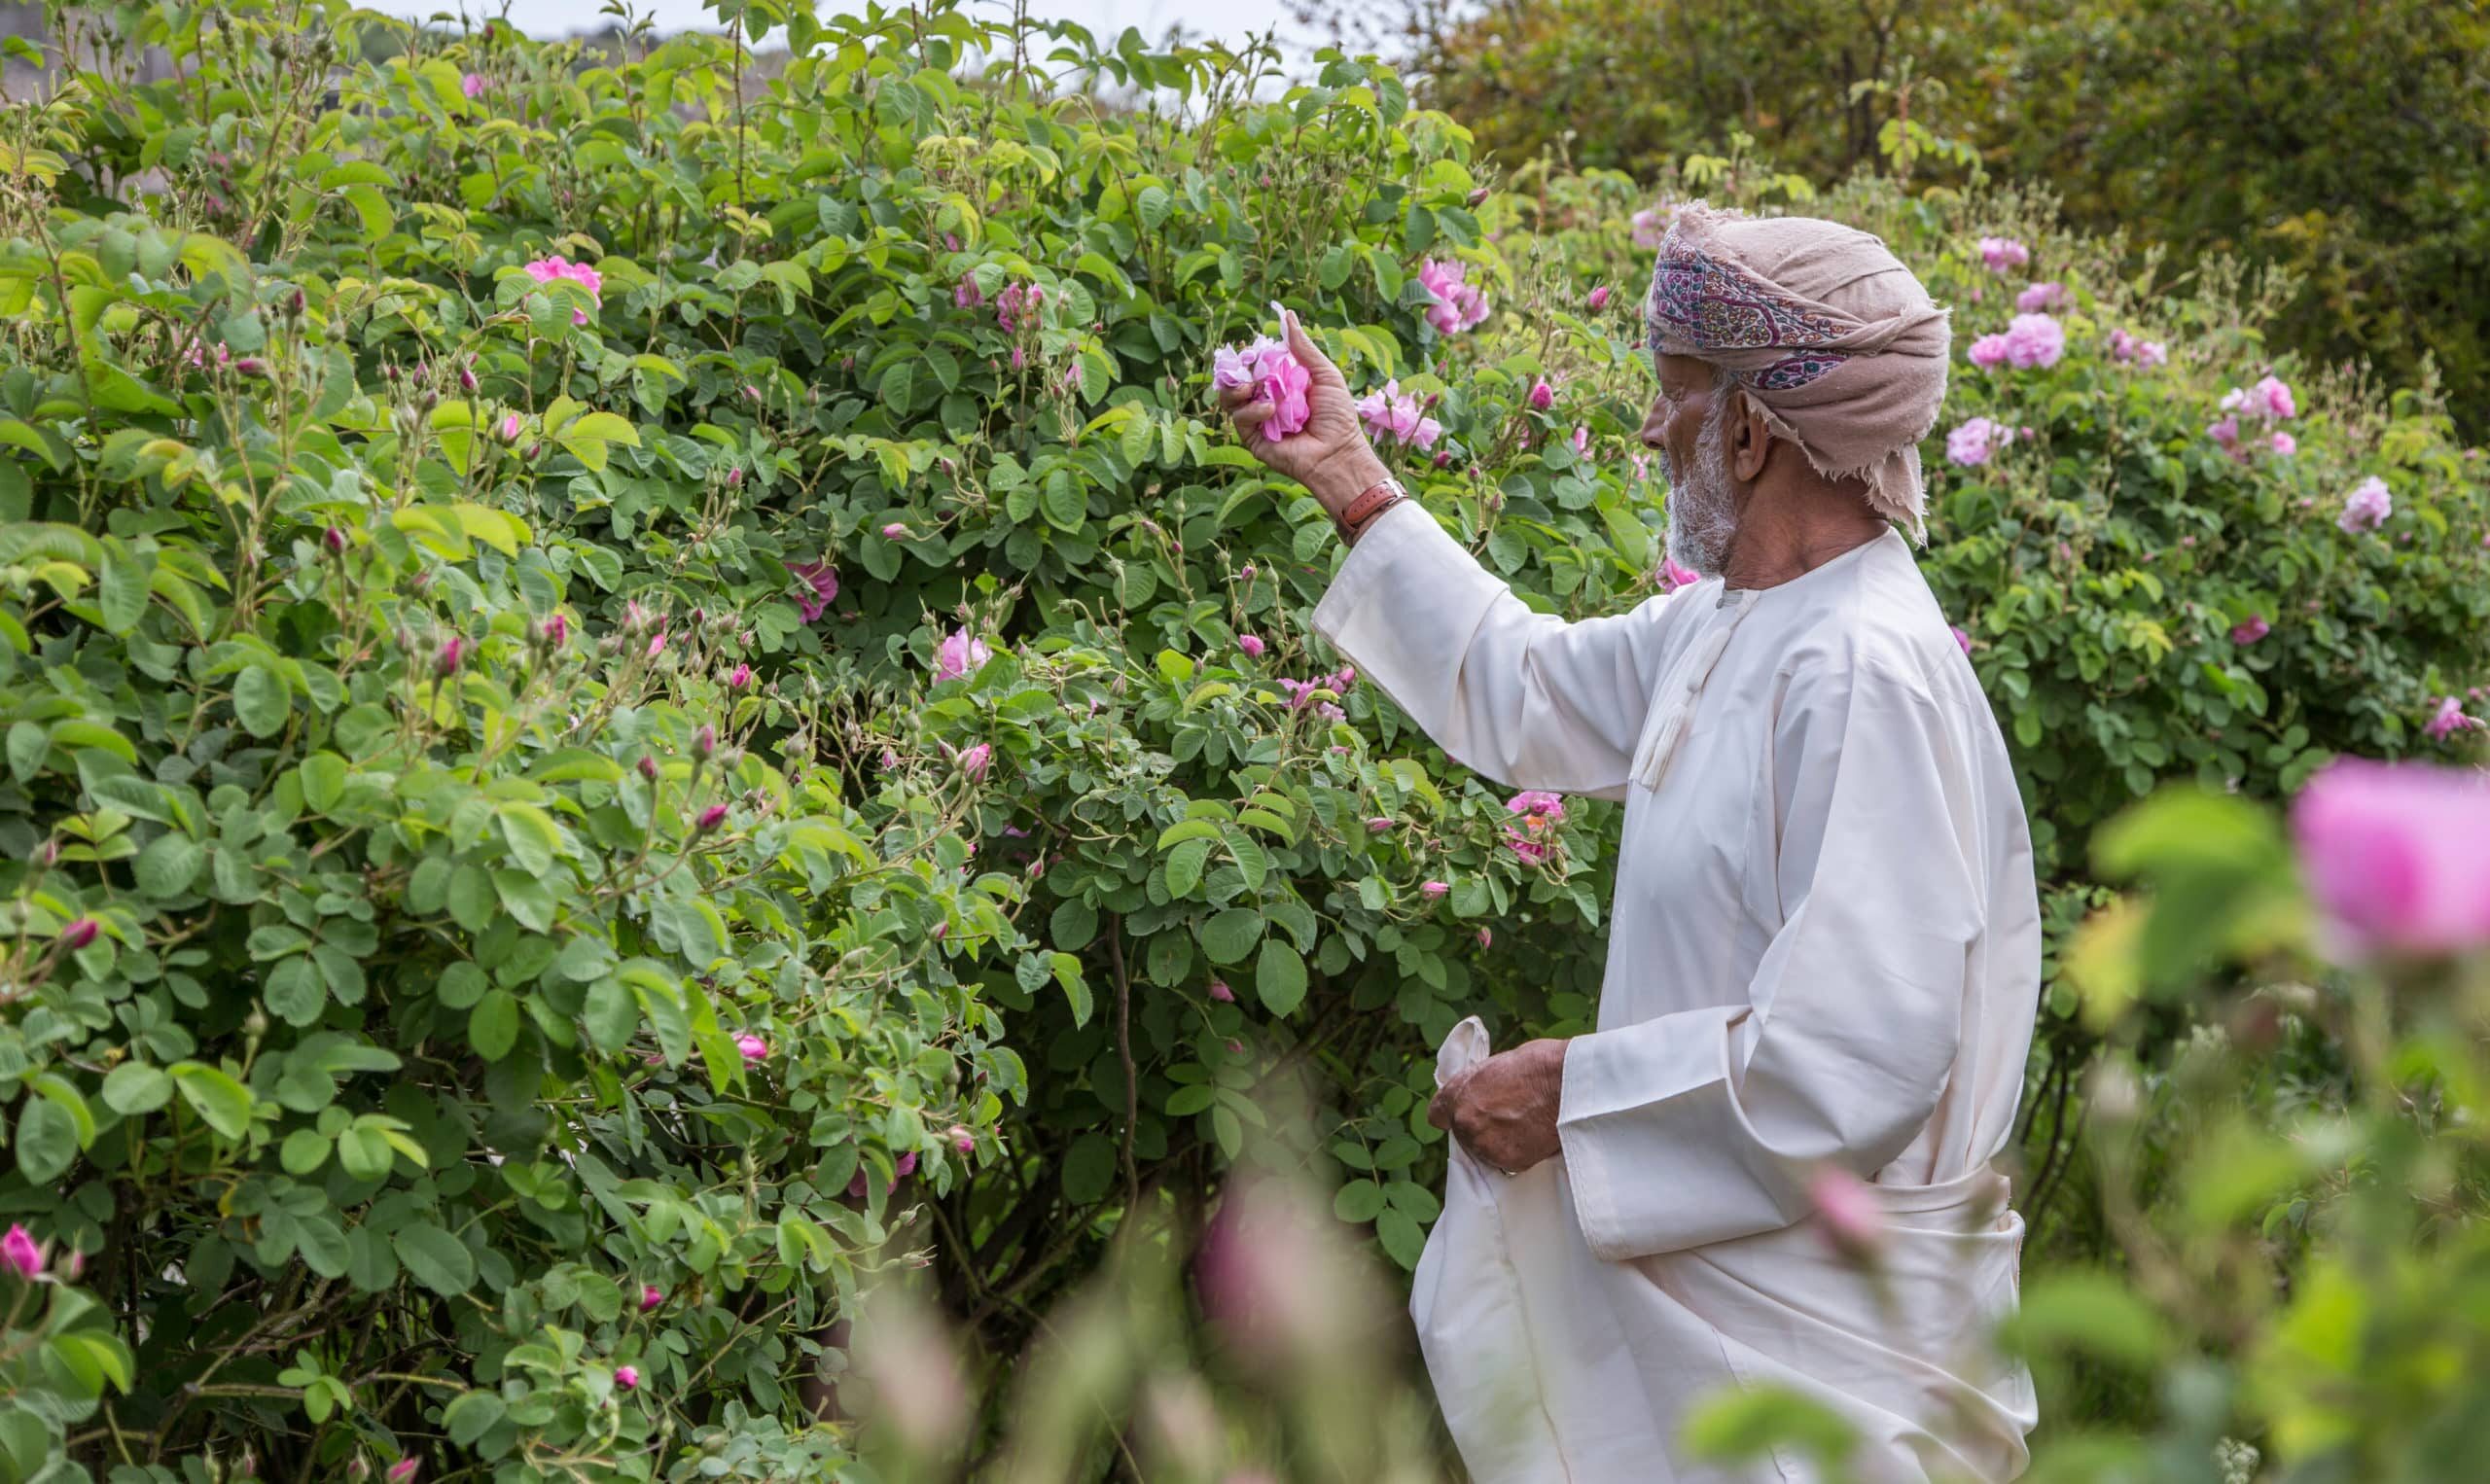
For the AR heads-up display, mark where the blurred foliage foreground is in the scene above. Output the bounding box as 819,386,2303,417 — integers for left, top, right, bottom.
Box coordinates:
0,1,2485,1481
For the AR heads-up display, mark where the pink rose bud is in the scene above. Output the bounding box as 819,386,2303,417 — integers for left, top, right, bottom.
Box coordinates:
1476,928,1492,949
931,921,948,940
1527,376,1554,410
1585,285,1611,310
695,804,729,833
882,522,909,538
458,367,478,393
735,1033,767,1065
637,755,659,782
1238,635,1265,657
233,356,269,377
1951,625,1974,655
726,468,743,486
324,527,347,553
615,1364,640,1391
640,1284,663,1311
693,724,716,760
387,1463,418,1484
543,614,568,646
728,663,752,689
0,1224,44,1278
1466,186,1490,207
1227,1038,1245,1054
500,412,520,441
896,1151,918,1178
646,632,666,658
62,1248,83,1281
59,918,99,952
1209,980,1234,1002
1240,563,1256,580
1367,817,1394,832
1421,881,1449,898
1806,1164,1888,1264
948,1125,976,1152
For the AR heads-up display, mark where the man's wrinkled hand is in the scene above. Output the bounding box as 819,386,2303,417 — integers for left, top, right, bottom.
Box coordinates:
1429,1038,1570,1175
1217,308,1386,518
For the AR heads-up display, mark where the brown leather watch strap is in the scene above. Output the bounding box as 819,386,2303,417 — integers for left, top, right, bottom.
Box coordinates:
1334,477,1407,543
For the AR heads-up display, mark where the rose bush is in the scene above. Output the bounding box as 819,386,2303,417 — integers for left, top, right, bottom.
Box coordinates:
0,2,2484,1478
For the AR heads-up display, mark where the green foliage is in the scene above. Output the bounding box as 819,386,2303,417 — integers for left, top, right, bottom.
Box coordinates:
1324,0,2490,434
0,0,2482,1478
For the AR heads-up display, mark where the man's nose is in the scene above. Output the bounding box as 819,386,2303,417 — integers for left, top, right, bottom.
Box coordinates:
1638,406,1669,450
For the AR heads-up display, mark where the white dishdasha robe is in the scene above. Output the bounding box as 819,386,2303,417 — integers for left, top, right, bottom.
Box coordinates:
1312,503,2043,1483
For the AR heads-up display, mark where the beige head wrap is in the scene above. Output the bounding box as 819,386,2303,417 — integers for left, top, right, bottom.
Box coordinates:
1644,201,1950,539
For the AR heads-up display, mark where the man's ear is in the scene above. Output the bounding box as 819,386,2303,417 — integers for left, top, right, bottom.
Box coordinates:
1728,388,1772,483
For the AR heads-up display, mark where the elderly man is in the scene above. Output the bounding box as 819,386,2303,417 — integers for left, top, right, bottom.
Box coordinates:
1221,202,2043,1482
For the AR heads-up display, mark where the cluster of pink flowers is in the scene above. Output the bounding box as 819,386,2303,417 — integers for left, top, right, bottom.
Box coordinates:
934,627,992,683
522,255,602,326
995,281,1045,334
951,741,993,779
1630,204,1671,249
1355,379,1443,450
2211,374,2298,459
2013,281,2066,312
788,561,838,622
1654,557,1702,594
2106,329,2169,368
1944,416,2012,468
1503,790,1565,864
1416,258,1489,336
2292,759,2490,956
2337,476,2394,534
1967,313,2064,371
1977,236,2031,274
1213,336,1312,443
2424,696,2485,742
1275,665,1355,723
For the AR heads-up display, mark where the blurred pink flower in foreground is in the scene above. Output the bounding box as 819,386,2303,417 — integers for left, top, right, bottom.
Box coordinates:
1806,1164,1888,1264
1214,336,1312,442
2107,329,2168,368
461,73,486,98
2230,616,2270,646
2014,281,2065,312
1417,258,1490,335
2270,432,2297,456
1631,205,1670,248
2293,759,2490,956
934,627,990,682
1951,625,1974,655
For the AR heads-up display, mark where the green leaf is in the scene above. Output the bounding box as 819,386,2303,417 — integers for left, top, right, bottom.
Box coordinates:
1333,1179,1387,1223
97,540,151,634
1163,837,1211,898
1375,1207,1426,1269
300,753,347,811
583,976,638,1051
171,1062,253,1139
1255,938,1307,1015
499,802,560,875
280,1128,331,1176
15,1098,76,1184
392,1221,477,1296
470,989,520,1060
446,864,497,934
1061,1131,1116,1205
134,831,203,898
101,1062,172,1115
445,1390,508,1448
879,360,914,415
232,663,289,738
266,957,325,1025
1198,907,1263,965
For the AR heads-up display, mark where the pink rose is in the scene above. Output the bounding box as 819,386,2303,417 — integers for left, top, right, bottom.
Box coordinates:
949,1124,977,1152
1505,790,1565,828
615,1364,640,1391
2013,281,2065,312
1967,334,2010,370
2001,313,2065,369
882,522,909,539
59,918,98,952
1976,236,2030,273
387,1463,419,1484
1951,624,1974,655
956,742,992,779
694,803,728,833
522,255,601,326
646,632,666,659
734,1033,768,1065
1945,416,2007,468
1237,634,1265,658
1209,980,1234,1002
2230,616,2270,645
935,627,991,683
1415,258,1489,335
1527,376,1554,411
2424,696,2484,742
788,561,838,622
2270,432,2296,456
461,73,486,98
1476,927,1492,949
2252,374,2296,420
1656,558,1702,593
727,663,752,689
1585,285,1612,311
1215,336,1313,442
1630,205,1669,249
2338,477,2393,534
500,412,521,441
2292,759,2490,956
1420,881,1449,899
640,1284,664,1311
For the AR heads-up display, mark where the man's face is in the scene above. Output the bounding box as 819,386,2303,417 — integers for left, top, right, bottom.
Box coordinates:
1639,352,1738,575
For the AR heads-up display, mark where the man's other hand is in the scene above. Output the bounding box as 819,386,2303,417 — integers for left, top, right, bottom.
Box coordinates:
1429,1038,1570,1175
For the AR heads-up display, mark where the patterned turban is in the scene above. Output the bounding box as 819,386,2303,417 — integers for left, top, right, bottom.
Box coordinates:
1645,201,1951,539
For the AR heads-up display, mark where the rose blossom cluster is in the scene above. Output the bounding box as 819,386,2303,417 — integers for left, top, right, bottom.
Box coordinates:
2107,328,2169,368
2337,476,2394,535
1944,416,2012,468
2211,374,2296,459
1213,336,1312,443
2013,281,2066,312
1355,379,1443,450
1275,665,1356,723
1416,257,1490,335
1977,236,2031,273
1967,313,2064,371
1503,789,1565,864
522,255,602,326
994,281,1046,334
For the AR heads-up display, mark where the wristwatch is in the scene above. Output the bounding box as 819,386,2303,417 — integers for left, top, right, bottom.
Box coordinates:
1334,476,1408,544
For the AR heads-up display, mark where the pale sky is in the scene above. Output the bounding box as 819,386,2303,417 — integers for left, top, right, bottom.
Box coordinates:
378,0,1313,54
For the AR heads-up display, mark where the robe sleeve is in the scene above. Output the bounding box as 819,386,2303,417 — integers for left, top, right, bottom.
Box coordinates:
1311,500,1689,801
1554,654,1985,1258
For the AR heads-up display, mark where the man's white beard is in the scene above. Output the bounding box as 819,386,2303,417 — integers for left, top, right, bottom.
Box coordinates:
1662,394,1737,576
